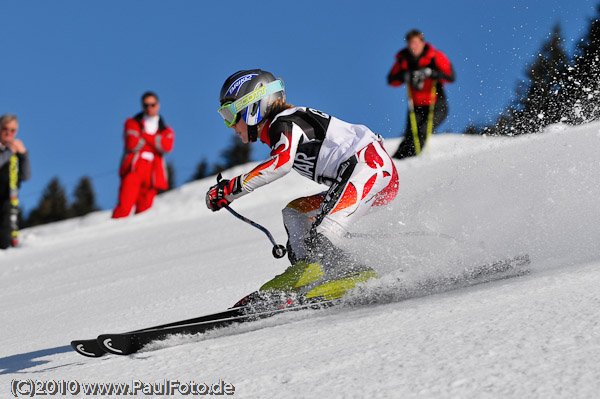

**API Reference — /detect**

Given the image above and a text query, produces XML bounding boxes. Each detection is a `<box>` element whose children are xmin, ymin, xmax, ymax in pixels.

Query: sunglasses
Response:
<box><xmin>1</xmin><ymin>127</ymin><xmax>17</xmax><ymax>133</ymax></box>
<box><xmin>217</xmin><ymin>79</ymin><xmax>284</xmax><ymax>128</ymax></box>
<box><xmin>143</xmin><ymin>103</ymin><xmax>157</xmax><ymax>108</ymax></box>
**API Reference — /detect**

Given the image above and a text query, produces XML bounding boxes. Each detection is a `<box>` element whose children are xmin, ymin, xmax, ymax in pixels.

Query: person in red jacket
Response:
<box><xmin>112</xmin><ymin>91</ymin><xmax>174</xmax><ymax>218</ymax></box>
<box><xmin>388</xmin><ymin>29</ymin><xmax>455</xmax><ymax>159</ymax></box>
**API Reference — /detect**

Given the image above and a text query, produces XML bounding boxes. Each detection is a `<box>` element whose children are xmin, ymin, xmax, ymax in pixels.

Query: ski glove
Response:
<box><xmin>205</xmin><ymin>176</ymin><xmax>242</xmax><ymax>212</ymax></box>
<box><xmin>411</xmin><ymin>68</ymin><xmax>438</xmax><ymax>90</ymax></box>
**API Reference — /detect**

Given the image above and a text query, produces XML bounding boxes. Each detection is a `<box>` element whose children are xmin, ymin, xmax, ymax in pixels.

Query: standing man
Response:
<box><xmin>388</xmin><ymin>29</ymin><xmax>455</xmax><ymax>159</ymax></box>
<box><xmin>0</xmin><ymin>114</ymin><xmax>31</xmax><ymax>248</ymax></box>
<box><xmin>112</xmin><ymin>91</ymin><xmax>174</xmax><ymax>218</ymax></box>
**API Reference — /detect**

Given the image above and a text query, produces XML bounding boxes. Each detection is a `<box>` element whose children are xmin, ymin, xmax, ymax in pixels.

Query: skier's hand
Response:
<box><xmin>403</xmin><ymin>71</ymin><xmax>411</xmax><ymax>84</ymax></box>
<box><xmin>205</xmin><ymin>176</ymin><xmax>241</xmax><ymax>212</ymax></box>
<box><xmin>7</xmin><ymin>139</ymin><xmax>26</xmax><ymax>154</ymax></box>
<box><xmin>422</xmin><ymin>67</ymin><xmax>439</xmax><ymax>79</ymax></box>
<box><xmin>411</xmin><ymin>68</ymin><xmax>439</xmax><ymax>89</ymax></box>
<box><xmin>411</xmin><ymin>70</ymin><xmax>426</xmax><ymax>90</ymax></box>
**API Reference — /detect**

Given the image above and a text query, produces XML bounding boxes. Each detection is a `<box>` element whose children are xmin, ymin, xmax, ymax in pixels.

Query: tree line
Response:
<box><xmin>23</xmin><ymin>176</ymin><xmax>99</xmax><ymax>228</ymax></box>
<box><xmin>464</xmin><ymin>6</ymin><xmax>600</xmax><ymax>135</ymax></box>
<box><xmin>23</xmin><ymin>136</ymin><xmax>251</xmax><ymax>227</ymax></box>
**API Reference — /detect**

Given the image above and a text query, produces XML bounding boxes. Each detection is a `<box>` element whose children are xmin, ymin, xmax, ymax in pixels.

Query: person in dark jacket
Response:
<box><xmin>388</xmin><ymin>29</ymin><xmax>456</xmax><ymax>159</ymax></box>
<box><xmin>0</xmin><ymin>114</ymin><xmax>31</xmax><ymax>248</ymax></box>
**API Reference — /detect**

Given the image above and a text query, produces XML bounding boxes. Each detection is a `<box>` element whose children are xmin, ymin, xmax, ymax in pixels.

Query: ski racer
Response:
<box><xmin>206</xmin><ymin>69</ymin><xmax>399</xmax><ymax>306</ymax></box>
<box><xmin>387</xmin><ymin>29</ymin><xmax>455</xmax><ymax>159</ymax></box>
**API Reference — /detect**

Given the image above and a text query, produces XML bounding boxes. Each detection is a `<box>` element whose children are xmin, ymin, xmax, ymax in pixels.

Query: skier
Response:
<box><xmin>112</xmin><ymin>91</ymin><xmax>175</xmax><ymax>218</ymax></box>
<box><xmin>0</xmin><ymin>114</ymin><xmax>31</xmax><ymax>249</ymax></box>
<box><xmin>388</xmin><ymin>29</ymin><xmax>455</xmax><ymax>159</ymax></box>
<box><xmin>206</xmin><ymin>70</ymin><xmax>399</xmax><ymax>307</ymax></box>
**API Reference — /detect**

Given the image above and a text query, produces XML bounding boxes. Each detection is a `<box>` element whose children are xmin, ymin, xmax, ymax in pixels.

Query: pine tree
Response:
<box><xmin>213</xmin><ymin>136</ymin><xmax>252</xmax><ymax>174</ymax></box>
<box><xmin>70</xmin><ymin>176</ymin><xmax>98</xmax><ymax>217</ymax></box>
<box><xmin>465</xmin><ymin>25</ymin><xmax>569</xmax><ymax>136</ymax></box>
<box><xmin>156</xmin><ymin>162</ymin><xmax>177</xmax><ymax>194</ymax></box>
<box><xmin>166</xmin><ymin>162</ymin><xmax>176</xmax><ymax>192</ymax></box>
<box><xmin>511</xmin><ymin>24</ymin><xmax>569</xmax><ymax>134</ymax></box>
<box><xmin>566</xmin><ymin>5</ymin><xmax>600</xmax><ymax>123</ymax></box>
<box><xmin>463</xmin><ymin>124</ymin><xmax>481</xmax><ymax>135</ymax></box>
<box><xmin>26</xmin><ymin>177</ymin><xmax>69</xmax><ymax>227</ymax></box>
<box><xmin>191</xmin><ymin>158</ymin><xmax>210</xmax><ymax>181</ymax></box>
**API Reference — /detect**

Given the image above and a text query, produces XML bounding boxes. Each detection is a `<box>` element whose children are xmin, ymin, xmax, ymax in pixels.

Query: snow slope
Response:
<box><xmin>2</xmin><ymin>123</ymin><xmax>600</xmax><ymax>398</ymax></box>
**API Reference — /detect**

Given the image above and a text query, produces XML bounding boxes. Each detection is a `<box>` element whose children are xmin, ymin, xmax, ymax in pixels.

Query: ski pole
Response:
<box><xmin>215</xmin><ymin>174</ymin><xmax>287</xmax><ymax>259</ymax></box>
<box><xmin>9</xmin><ymin>155</ymin><xmax>19</xmax><ymax>247</ymax></box>
<box><xmin>223</xmin><ymin>205</ymin><xmax>287</xmax><ymax>259</ymax></box>
<box><xmin>406</xmin><ymin>84</ymin><xmax>421</xmax><ymax>155</ymax></box>
<box><xmin>425</xmin><ymin>79</ymin><xmax>438</xmax><ymax>153</ymax></box>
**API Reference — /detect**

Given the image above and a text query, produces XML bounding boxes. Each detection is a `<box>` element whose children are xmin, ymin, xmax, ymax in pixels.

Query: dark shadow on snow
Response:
<box><xmin>0</xmin><ymin>346</ymin><xmax>72</xmax><ymax>375</ymax></box>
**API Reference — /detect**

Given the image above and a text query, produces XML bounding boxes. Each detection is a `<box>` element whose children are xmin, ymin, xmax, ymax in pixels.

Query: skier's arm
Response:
<box><xmin>225</xmin><ymin>128</ymin><xmax>300</xmax><ymax>204</ymax></box>
<box><xmin>213</xmin><ymin>120</ymin><xmax>299</xmax><ymax>205</ymax></box>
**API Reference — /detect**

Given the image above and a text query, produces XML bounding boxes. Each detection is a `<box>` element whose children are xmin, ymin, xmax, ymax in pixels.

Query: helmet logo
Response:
<box><xmin>226</xmin><ymin>73</ymin><xmax>258</xmax><ymax>97</ymax></box>
<box><xmin>235</xmin><ymin>85</ymin><xmax>266</xmax><ymax>112</ymax></box>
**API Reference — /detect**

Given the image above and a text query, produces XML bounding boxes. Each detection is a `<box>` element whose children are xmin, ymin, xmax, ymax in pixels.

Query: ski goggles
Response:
<box><xmin>217</xmin><ymin>79</ymin><xmax>284</xmax><ymax>128</ymax></box>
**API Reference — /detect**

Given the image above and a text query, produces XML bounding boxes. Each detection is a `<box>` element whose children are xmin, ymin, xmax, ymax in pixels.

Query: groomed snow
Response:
<box><xmin>2</xmin><ymin>123</ymin><xmax>600</xmax><ymax>398</ymax></box>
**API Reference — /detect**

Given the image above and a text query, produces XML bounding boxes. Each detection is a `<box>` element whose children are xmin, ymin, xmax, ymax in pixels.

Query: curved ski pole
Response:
<box><xmin>215</xmin><ymin>174</ymin><xmax>286</xmax><ymax>259</ymax></box>
<box><xmin>223</xmin><ymin>205</ymin><xmax>287</xmax><ymax>259</ymax></box>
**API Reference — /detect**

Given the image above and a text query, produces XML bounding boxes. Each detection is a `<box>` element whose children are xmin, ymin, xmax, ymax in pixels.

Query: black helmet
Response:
<box><xmin>218</xmin><ymin>69</ymin><xmax>285</xmax><ymax>141</ymax></box>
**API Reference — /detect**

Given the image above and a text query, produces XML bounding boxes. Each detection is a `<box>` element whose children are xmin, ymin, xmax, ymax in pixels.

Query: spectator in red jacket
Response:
<box><xmin>112</xmin><ymin>91</ymin><xmax>174</xmax><ymax>218</ymax></box>
<box><xmin>388</xmin><ymin>29</ymin><xmax>455</xmax><ymax>159</ymax></box>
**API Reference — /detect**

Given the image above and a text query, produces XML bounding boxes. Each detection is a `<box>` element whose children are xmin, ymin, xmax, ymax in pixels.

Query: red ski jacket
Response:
<box><xmin>118</xmin><ymin>112</ymin><xmax>174</xmax><ymax>190</ymax></box>
<box><xmin>388</xmin><ymin>43</ymin><xmax>455</xmax><ymax>106</ymax></box>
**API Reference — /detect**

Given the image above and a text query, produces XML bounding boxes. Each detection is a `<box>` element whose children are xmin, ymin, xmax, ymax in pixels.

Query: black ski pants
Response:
<box><xmin>0</xmin><ymin>200</ymin><xmax>15</xmax><ymax>249</ymax></box>
<box><xmin>393</xmin><ymin>96</ymin><xmax>448</xmax><ymax>160</ymax></box>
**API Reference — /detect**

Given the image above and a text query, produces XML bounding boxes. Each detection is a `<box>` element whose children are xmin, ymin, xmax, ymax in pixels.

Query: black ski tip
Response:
<box><xmin>71</xmin><ymin>339</ymin><xmax>106</xmax><ymax>358</ymax></box>
<box><xmin>97</xmin><ymin>333</ymin><xmax>137</xmax><ymax>356</ymax></box>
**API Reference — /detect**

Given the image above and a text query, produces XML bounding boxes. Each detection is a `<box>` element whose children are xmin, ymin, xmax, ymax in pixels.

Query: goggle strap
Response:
<box><xmin>233</xmin><ymin>79</ymin><xmax>284</xmax><ymax>113</ymax></box>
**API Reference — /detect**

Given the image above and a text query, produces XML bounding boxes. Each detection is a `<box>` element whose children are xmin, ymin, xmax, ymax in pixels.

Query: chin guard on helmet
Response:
<box><xmin>248</xmin><ymin>124</ymin><xmax>259</xmax><ymax>143</ymax></box>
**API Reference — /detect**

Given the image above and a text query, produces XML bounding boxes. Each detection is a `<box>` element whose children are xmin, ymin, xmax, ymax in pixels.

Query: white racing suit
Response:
<box><xmin>225</xmin><ymin>107</ymin><xmax>399</xmax><ymax>264</ymax></box>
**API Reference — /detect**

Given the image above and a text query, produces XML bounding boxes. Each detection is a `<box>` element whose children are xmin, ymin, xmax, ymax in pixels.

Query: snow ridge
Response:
<box><xmin>2</xmin><ymin>124</ymin><xmax>600</xmax><ymax>398</ymax></box>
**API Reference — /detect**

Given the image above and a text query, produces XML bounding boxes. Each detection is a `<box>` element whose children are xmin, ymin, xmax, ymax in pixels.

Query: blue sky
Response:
<box><xmin>2</xmin><ymin>0</ymin><xmax>597</xmax><ymax>214</ymax></box>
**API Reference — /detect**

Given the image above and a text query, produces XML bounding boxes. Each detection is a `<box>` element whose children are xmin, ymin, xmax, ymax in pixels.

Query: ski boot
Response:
<box><xmin>260</xmin><ymin>233</ymin><xmax>378</xmax><ymax>301</ymax></box>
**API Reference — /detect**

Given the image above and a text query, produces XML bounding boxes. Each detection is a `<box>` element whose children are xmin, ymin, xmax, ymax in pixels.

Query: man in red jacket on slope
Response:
<box><xmin>388</xmin><ymin>29</ymin><xmax>455</xmax><ymax>159</ymax></box>
<box><xmin>112</xmin><ymin>91</ymin><xmax>175</xmax><ymax>218</ymax></box>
